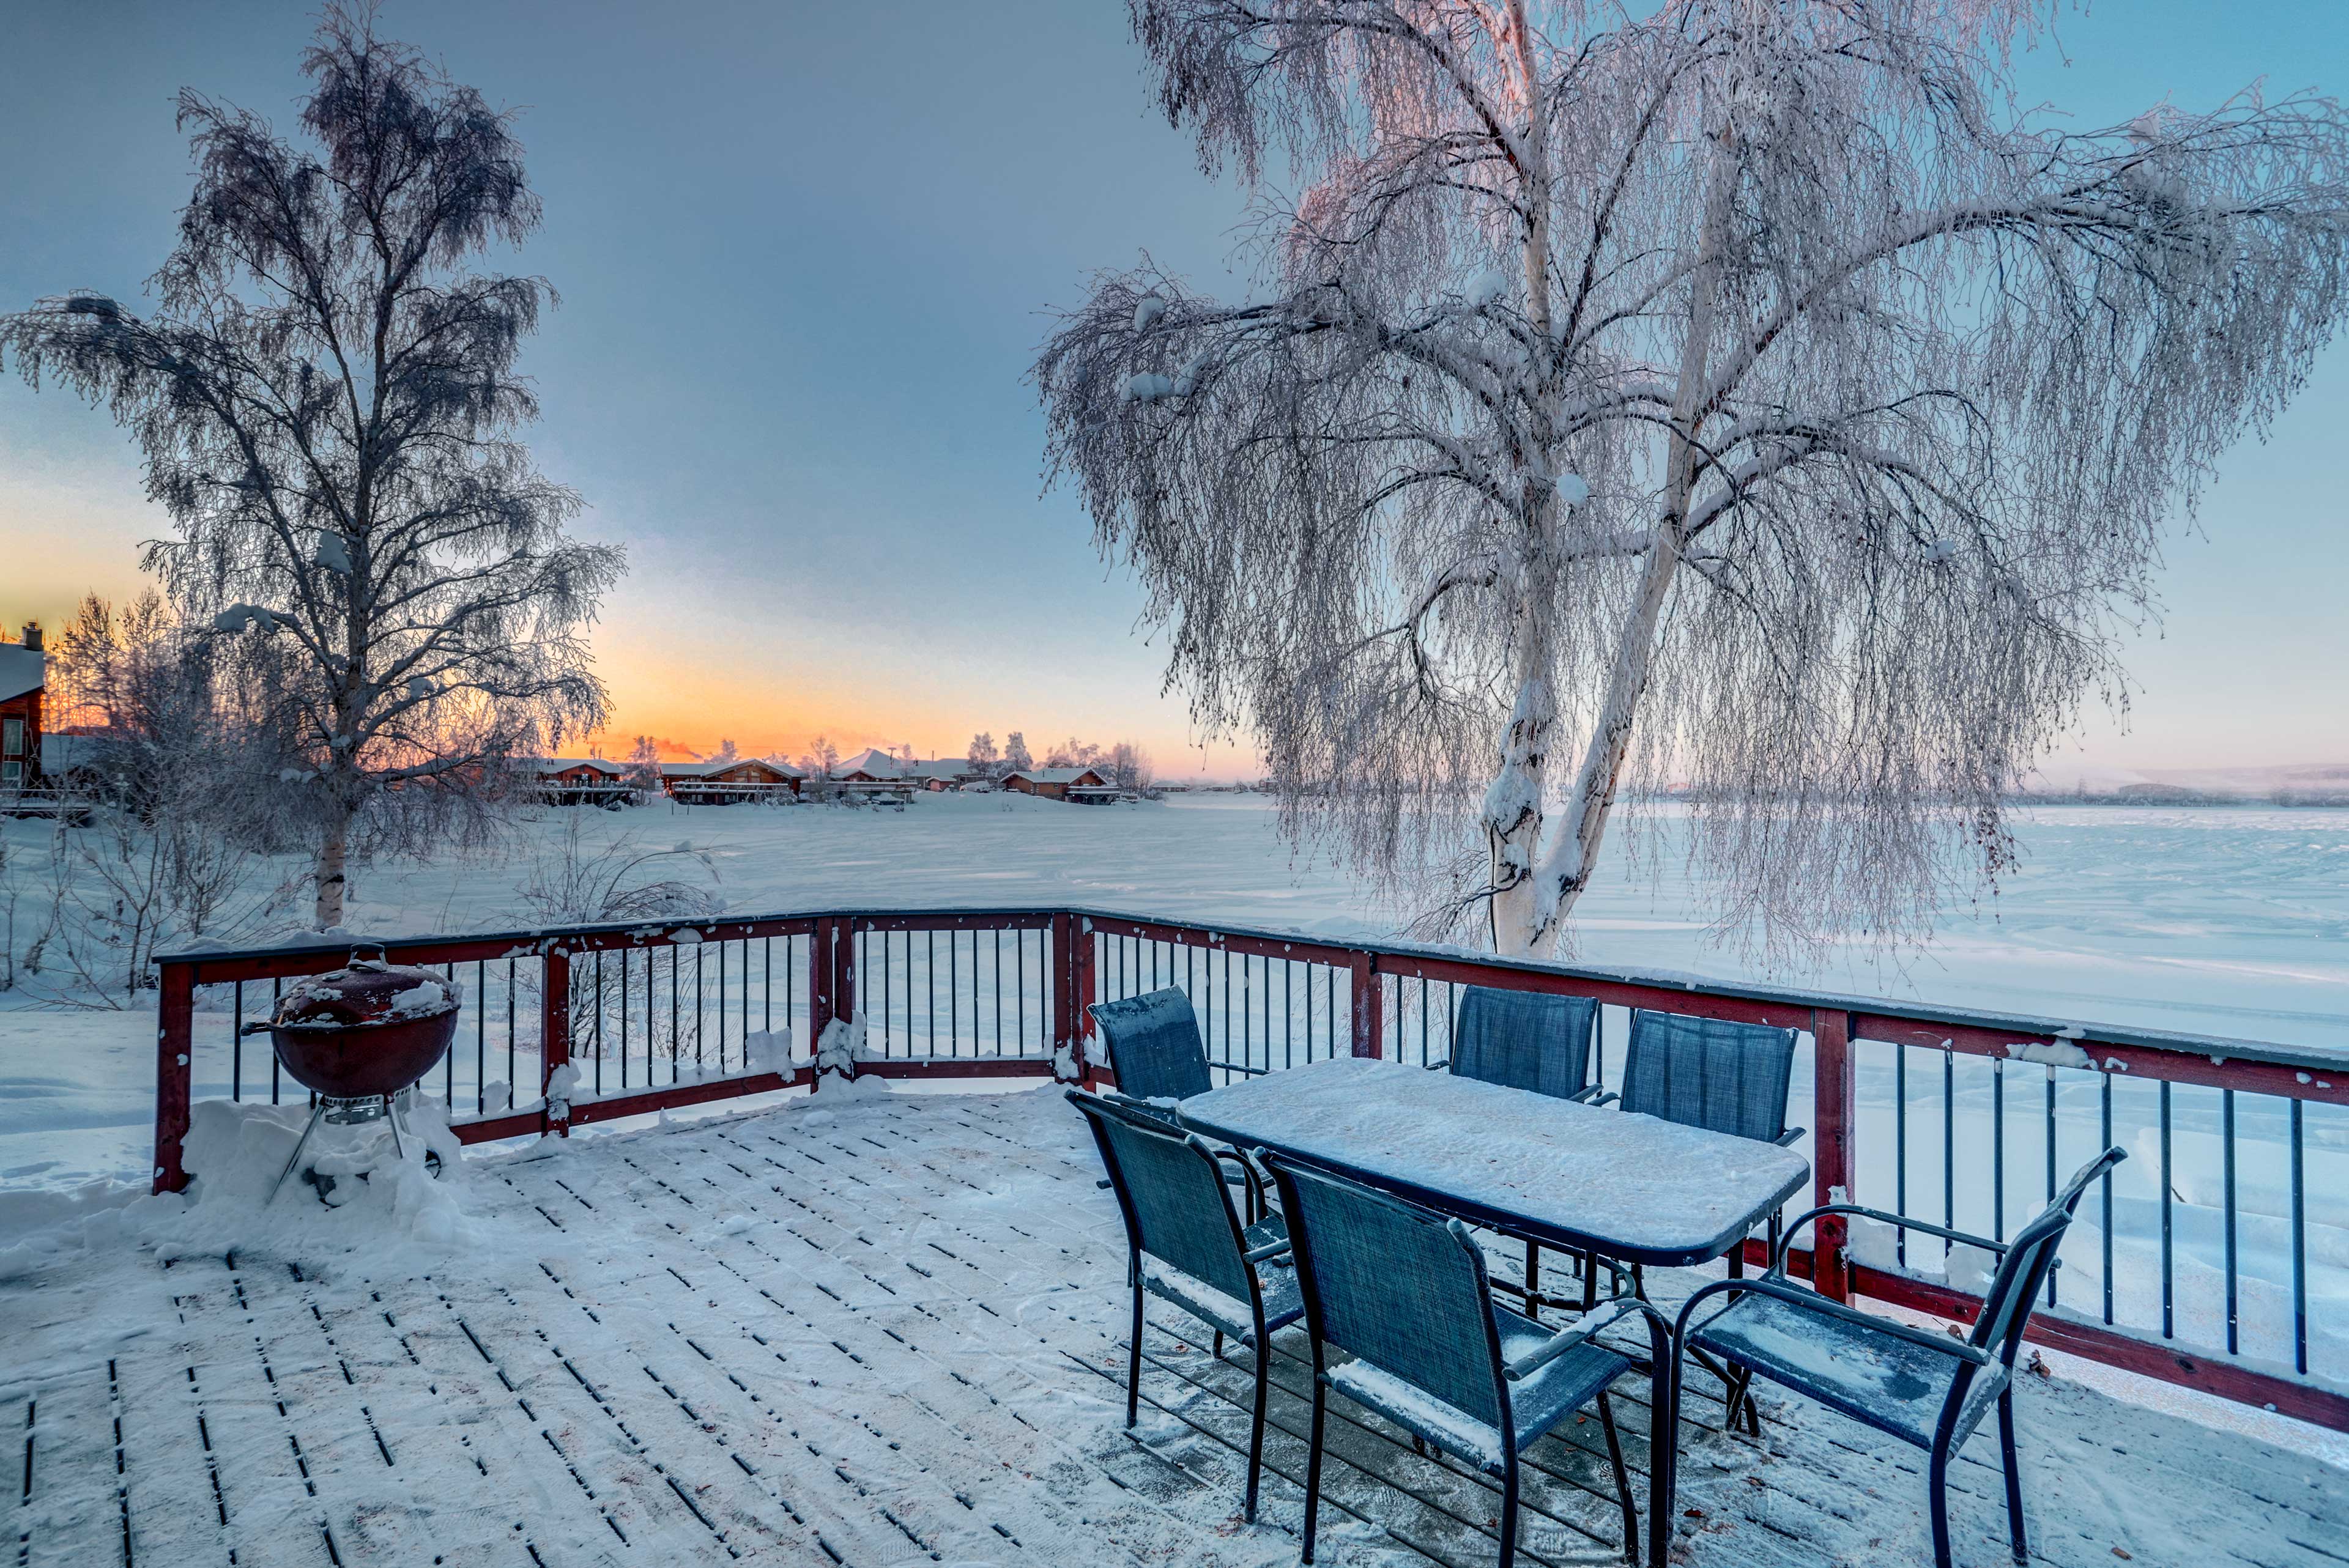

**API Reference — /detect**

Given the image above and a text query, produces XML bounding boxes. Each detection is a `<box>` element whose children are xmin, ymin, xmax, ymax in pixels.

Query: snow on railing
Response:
<box><xmin>153</xmin><ymin>904</ymin><xmax>2347</xmax><ymax>1432</ymax></box>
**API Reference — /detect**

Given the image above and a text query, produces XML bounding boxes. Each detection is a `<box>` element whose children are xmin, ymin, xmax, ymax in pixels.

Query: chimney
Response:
<box><xmin>19</xmin><ymin>623</ymin><xmax>40</xmax><ymax>654</ymax></box>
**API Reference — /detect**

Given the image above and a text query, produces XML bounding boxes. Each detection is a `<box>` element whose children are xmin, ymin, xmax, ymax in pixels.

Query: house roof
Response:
<box><xmin>535</xmin><ymin>756</ymin><xmax>625</xmax><ymax>776</ymax></box>
<box><xmin>1006</xmin><ymin>767</ymin><xmax>1109</xmax><ymax>786</ymax></box>
<box><xmin>0</xmin><ymin>645</ymin><xmax>42</xmax><ymax>705</ymax></box>
<box><xmin>834</xmin><ymin>747</ymin><xmax>907</xmax><ymax>778</ymax></box>
<box><xmin>664</xmin><ymin>758</ymin><xmax>803</xmax><ymax>780</ymax></box>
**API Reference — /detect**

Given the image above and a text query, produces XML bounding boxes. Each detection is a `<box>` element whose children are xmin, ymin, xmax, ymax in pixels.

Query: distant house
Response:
<box><xmin>532</xmin><ymin>756</ymin><xmax>633</xmax><ymax>806</ymax></box>
<box><xmin>1001</xmin><ymin>766</ymin><xmax>1124</xmax><ymax>803</ymax></box>
<box><xmin>0</xmin><ymin>624</ymin><xmax>45</xmax><ymax>794</ymax></box>
<box><xmin>903</xmin><ymin>759</ymin><xmax>982</xmax><ymax>792</ymax></box>
<box><xmin>661</xmin><ymin>757</ymin><xmax>803</xmax><ymax>804</ymax></box>
<box><xmin>833</xmin><ymin>747</ymin><xmax>908</xmax><ymax>782</ymax></box>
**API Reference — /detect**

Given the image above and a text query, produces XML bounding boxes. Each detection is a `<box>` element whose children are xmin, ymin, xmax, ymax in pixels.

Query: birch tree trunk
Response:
<box><xmin>1521</xmin><ymin>124</ymin><xmax>1737</xmax><ymax>952</ymax></box>
<box><xmin>314</xmin><ymin>807</ymin><xmax>351</xmax><ymax>929</ymax></box>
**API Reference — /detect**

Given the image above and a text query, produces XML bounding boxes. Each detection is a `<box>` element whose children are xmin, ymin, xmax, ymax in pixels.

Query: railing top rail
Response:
<box><xmin>156</xmin><ymin>902</ymin><xmax>2349</xmax><ymax>1077</ymax></box>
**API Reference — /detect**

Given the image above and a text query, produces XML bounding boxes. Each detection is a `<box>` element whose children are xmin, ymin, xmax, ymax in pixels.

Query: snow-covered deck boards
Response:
<box><xmin>7</xmin><ymin>1087</ymin><xmax>2343</xmax><ymax>1567</ymax></box>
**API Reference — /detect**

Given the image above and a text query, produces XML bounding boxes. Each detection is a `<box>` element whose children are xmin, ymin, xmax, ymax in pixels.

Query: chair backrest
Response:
<box><xmin>1263</xmin><ymin>1153</ymin><xmax>1506</xmax><ymax>1431</ymax></box>
<box><xmin>1450</xmin><ymin>986</ymin><xmax>1598</xmax><ymax>1101</ymax></box>
<box><xmin>1068</xmin><ymin>1090</ymin><xmax>1252</xmax><ymax>1304</ymax></box>
<box><xmin>1968</xmin><ymin>1146</ymin><xmax>2127</xmax><ymax>1369</ymax></box>
<box><xmin>1089</xmin><ymin>988</ymin><xmax>1214</xmax><ymax>1102</ymax></box>
<box><xmin>1620</xmin><ymin>1009</ymin><xmax>1798</xmax><ymax>1144</ymax></box>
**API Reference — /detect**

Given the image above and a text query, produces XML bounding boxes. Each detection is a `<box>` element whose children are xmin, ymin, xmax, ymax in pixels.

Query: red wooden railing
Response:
<box><xmin>152</xmin><ymin>905</ymin><xmax>2348</xmax><ymax>1432</ymax></box>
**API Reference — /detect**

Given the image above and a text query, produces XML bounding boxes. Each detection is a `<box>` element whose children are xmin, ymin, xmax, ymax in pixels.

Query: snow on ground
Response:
<box><xmin>2</xmin><ymin>1084</ymin><xmax>2341</xmax><ymax>1567</ymax></box>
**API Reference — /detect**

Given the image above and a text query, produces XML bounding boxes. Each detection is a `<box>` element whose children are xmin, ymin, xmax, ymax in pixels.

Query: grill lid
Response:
<box><xmin>271</xmin><ymin>953</ymin><xmax>461</xmax><ymax>1030</ymax></box>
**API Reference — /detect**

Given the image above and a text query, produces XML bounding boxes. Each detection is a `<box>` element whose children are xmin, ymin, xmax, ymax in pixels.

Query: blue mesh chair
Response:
<box><xmin>1612</xmin><ymin>1009</ymin><xmax>1801</xmax><ymax>1145</ymax></box>
<box><xmin>1087</xmin><ymin>987</ymin><xmax>1266</xmax><ymax>1218</ymax></box>
<box><xmin>1672</xmin><ymin>1147</ymin><xmax>2126</xmax><ymax>1568</ymax></box>
<box><xmin>1089</xmin><ymin>987</ymin><xmax>1215</xmax><ymax>1103</ymax></box>
<box><xmin>1069</xmin><ymin>1090</ymin><xmax>1301</xmax><ymax>1522</ymax></box>
<box><xmin>1425</xmin><ymin>986</ymin><xmax>1601</xmax><ymax>1318</ymax></box>
<box><xmin>1598</xmin><ymin>1008</ymin><xmax>1805</xmax><ymax>1423</ymax></box>
<box><xmin>1263</xmin><ymin>1152</ymin><xmax>1662</xmax><ymax>1566</ymax></box>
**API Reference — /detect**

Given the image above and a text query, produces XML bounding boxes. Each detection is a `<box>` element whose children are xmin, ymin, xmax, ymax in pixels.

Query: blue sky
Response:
<box><xmin>2</xmin><ymin>1</ymin><xmax>2343</xmax><ymax>782</ymax></box>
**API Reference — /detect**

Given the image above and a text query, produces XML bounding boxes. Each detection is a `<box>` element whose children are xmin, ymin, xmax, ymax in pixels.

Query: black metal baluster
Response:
<box><xmin>1992</xmin><ymin>1057</ymin><xmax>2006</xmax><ymax>1243</ymax></box>
<box><xmin>594</xmin><ymin>949</ymin><xmax>605</xmax><ymax>1095</ymax></box>
<box><xmin>506</xmin><ymin>958</ymin><xmax>516</xmax><ymax>1098</ymax></box>
<box><xmin>620</xmin><ymin>948</ymin><xmax>630</xmax><ymax>1090</ymax></box>
<box><xmin>2046</xmin><ymin>1063</ymin><xmax>2058</xmax><ymax>1305</ymax></box>
<box><xmin>1894</xmin><ymin>1044</ymin><xmax>1908</xmax><ymax>1269</ymax></box>
<box><xmin>993</xmin><ymin>929</ymin><xmax>1003</xmax><ymax>1053</ymax></box>
<box><xmin>2160</xmin><ymin>1079</ymin><xmax>2174</xmax><ymax>1339</ymax></box>
<box><xmin>670</xmin><ymin>945</ymin><xmax>680</xmax><ymax>1084</ymax></box>
<box><xmin>2101</xmin><ymin>1071</ymin><xmax>2112</xmax><ymax>1324</ymax></box>
<box><xmin>445</xmin><ymin>963</ymin><xmax>456</xmax><ymax>1101</ymax></box>
<box><xmin>475</xmin><ymin>960</ymin><xmax>488</xmax><ymax>1110</ymax></box>
<box><xmin>1941</xmin><ymin>1049</ymin><xmax>1954</xmax><ymax>1243</ymax></box>
<box><xmin>694</xmin><ymin>943</ymin><xmax>705</xmax><ymax>1071</ymax></box>
<box><xmin>232</xmin><ymin>982</ymin><xmax>243</xmax><ymax>1102</ymax></box>
<box><xmin>2222</xmin><ymin>1087</ymin><xmax>2238</xmax><ymax>1355</ymax></box>
<box><xmin>1018</xmin><ymin>926</ymin><xmax>1026</xmax><ymax>1052</ymax></box>
<box><xmin>2290</xmin><ymin>1098</ymin><xmax>2307</xmax><ymax>1375</ymax></box>
<box><xmin>928</xmin><ymin>931</ymin><xmax>937</xmax><ymax>1056</ymax></box>
<box><xmin>272</xmin><ymin>977</ymin><xmax>282</xmax><ymax>1103</ymax></box>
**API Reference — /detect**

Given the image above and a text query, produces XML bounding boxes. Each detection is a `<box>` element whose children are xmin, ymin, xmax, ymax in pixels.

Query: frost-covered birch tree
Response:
<box><xmin>1037</xmin><ymin>0</ymin><xmax>2349</xmax><ymax>961</ymax></box>
<box><xmin>1</xmin><ymin>7</ymin><xmax>620</xmax><ymax>929</ymax></box>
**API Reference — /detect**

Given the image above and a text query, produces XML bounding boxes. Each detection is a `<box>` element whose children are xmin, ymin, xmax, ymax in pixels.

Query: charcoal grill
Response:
<box><xmin>243</xmin><ymin>949</ymin><xmax>461</xmax><ymax>1204</ymax></box>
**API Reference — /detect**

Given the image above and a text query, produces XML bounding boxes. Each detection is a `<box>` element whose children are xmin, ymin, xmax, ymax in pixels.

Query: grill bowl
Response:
<box><xmin>267</xmin><ymin>959</ymin><xmax>461</xmax><ymax>1100</ymax></box>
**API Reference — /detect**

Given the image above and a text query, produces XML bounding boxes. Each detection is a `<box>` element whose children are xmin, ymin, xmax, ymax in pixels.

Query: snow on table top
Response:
<box><xmin>1180</xmin><ymin>1056</ymin><xmax>1809</xmax><ymax>1262</ymax></box>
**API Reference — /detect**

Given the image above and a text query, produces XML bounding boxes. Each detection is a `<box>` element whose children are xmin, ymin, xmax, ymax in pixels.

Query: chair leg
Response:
<box><xmin>1597</xmin><ymin>1391</ymin><xmax>1639</xmax><ymax>1565</ymax></box>
<box><xmin>1999</xmin><ymin>1389</ymin><xmax>2028</xmax><ymax>1562</ymax></box>
<box><xmin>1126</xmin><ymin>1284</ymin><xmax>1144</xmax><ymax>1429</ymax></box>
<box><xmin>1244</xmin><ymin>1342</ymin><xmax>1269</xmax><ymax>1523</ymax></box>
<box><xmin>1525</xmin><ymin>1238</ymin><xmax>1541</xmax><ymax>1323</ymax></box>
<box><xmin>1497</xmin><ymin>1455</ymin><xmax>1521</xmax><ymax>1568</ymax></box>
<box><xmin>1212</xmin><ymin>1329</ymin><xmax>1223</xmax><ymax>1359</ymax></box>
<box><xmin>1302</xmin><ymin>1378</ymin><xmax>1328</xmax><ymax>1564</ymax></box>
<box><xmin>1928</xmin><ymin>1442</ymin><xmax>1955</xmax><ymax>1568</ymax></box>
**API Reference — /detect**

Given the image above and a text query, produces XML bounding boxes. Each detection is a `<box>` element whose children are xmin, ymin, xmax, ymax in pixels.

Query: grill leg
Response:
<box><xmin>385</xmin><ymin>1103</ymin><xmax>411</xmax><ymax>1164</ymax></box>
<box><xmin>266</xmin><ymin>1103</ymin><xmax>329</xmax><ymax>1207</ymax></box>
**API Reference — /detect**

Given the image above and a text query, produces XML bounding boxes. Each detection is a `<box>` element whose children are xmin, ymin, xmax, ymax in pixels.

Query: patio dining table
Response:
<box><xmin>1178</xmin><ymin>1054</ymin><xmax>1811</xmax><ymax>1562</ymax></box>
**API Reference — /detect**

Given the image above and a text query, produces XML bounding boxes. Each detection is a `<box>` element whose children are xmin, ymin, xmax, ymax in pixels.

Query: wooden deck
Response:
<box><xmin>4</xmin><ymin>1085</ymin><xmax>2342</xmax><ymax>1566</ymax></box>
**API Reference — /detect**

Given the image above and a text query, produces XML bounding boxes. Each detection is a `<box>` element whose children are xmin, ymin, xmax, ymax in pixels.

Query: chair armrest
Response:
<box><xmin>1584</xmin><ymin>1090</ymin><xmax>1620</xmax><ymax>1108</ymax></box>
<box><xmin>1504</xmin><ymin>1294</ymin><xmax>1649</xmax><ymax>1381</ymax></box>
<box><xmin>1243</xmin><ymin>1237</ymin><xmax>1292</xmax><ymax>1264</ymax></box>
<box><xmin>1569</xmin><ymin>1084</ymin><xmax>1605</xmax><ymax>1103</ymax></box>
<box><xmin>1423</xmin><ymin>1057</ymin><xmax>1452</xmax><ymax>1072</ymax></box>
<box><xmin>1674</xmin><ymin>1276</ymin><xmax>1996</xmax><ymax>1368</ymax></box>
<box><xmin>1773</xmin><ymin>1203</ymin><xmax>2009</xmax><ymax>1274</ymax></box>
<box><xmin>1773</xmin><ymin>1126</ymin><xmax>1806</xmax><ymax>1147</ymax></box>
<box><xmin>1211</xmin><ymin>1149</ymin><xmax>1270</xmax><ymax>1217</ymax></box>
